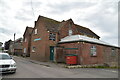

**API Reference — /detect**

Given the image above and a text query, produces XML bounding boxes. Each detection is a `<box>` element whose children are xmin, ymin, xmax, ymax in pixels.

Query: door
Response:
<box><xmin>50</xmin><ymin>46</ymin><xmax>54</xmax><ymax>61</ymax></box>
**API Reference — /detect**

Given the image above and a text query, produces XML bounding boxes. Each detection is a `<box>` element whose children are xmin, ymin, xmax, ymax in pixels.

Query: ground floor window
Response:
<box><xmin>24</xmin><ymin>48</ymin><xmax>26</xmax><ymax>53</ymax></box>
<box><xmin>90</xmin><ymin>46</ymin><xmax>97</xmax><ymax>56</ymax></box>
<box><xmin>32</xmin><ymin>46</ymin><xmax>36</xmax><ymax>52</ymax></box>
<box><xmin>111</xmin><ymin>48</ymin><xmax>116</xmax><ymax>56</ymax></box>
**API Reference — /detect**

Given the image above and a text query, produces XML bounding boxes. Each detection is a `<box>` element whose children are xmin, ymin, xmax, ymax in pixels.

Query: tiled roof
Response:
<box><xmin>37</xmin><ymin>15</ymin><xmax>99</xmax><ymax>38</ymax></box>
<box><xmin>75</xmin><ymin>24</ymin><xmax>100</xmax><ymax>39</ymax></box>
<box><xmin>14</xmin><ymin>43</ymin><xmax>23</xmax><ymax>49</ymax></box>
<box><xmin>40</xmin><ymin>16</ymin><xmax>61</xmax><ymax>32</ymax></box>
<box><xmin>15</xmin><ymin>38</ymin><xmax>22</xmax><ymax>43</ymax></box>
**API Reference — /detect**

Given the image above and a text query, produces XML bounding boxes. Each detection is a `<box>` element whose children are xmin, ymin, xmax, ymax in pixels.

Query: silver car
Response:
<box><xmin>0</xmin><ymin>53</ymin><xmax>17</xmax><ymax>73</ymax></box>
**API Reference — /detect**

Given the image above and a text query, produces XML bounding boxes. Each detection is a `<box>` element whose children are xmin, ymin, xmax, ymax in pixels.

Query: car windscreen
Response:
<box><xmin>0</xmin><ymin>54</ymin><xmax>11</xmax><ymax>60</ymax></box>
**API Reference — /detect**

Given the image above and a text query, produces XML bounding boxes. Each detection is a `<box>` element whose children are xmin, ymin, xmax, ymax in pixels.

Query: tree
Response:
<box><xmin>0</xmin><ymin>42</ymin><xmax>3</xmax><ymax>47</ymax></box>
<box><xmin>4</xmin><ymin>40</ymin><xmax>12</xmax><ymax>50</ymax></box>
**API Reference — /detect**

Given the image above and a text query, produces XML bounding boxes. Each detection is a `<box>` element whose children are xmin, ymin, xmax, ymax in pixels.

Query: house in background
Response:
<box><xmin>4</xmin><ymin>40</ymin><xmax>13</xmax><ymax>51</ymax></box>
<box><xmin>0</xmin><ymin>42</ymin><xmax>3</xmax><ymax>52</ymax></box>
<box><xmin>23</xmin><ymin>26</ymin><xmax>33</xmax><ymax>57</ymax></box>
<box><xmin>9</xmin><ymin>41</ymin><xmax>14</xmax><ymax>54</ymax></box>
<box><xmin>9</xmin><ymin>38</ymin><xmax>23</xmax><ymax>55</ymax></box>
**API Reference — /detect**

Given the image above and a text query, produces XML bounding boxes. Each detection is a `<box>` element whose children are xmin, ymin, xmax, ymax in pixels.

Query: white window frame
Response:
<box><xmin>35</xmin><ymin>29</ymin><xmax>37</xmax><ymax>34</ymax></box>
<box><xmin>90</xmin><ymin>46</ymin><xmax>97</xmax><ymax>56</ymax></box>
<box><xmin>69</xmin><ymin>30</ymin><xmax>72</xmax><ymax>36</ymax></box>
<box><xmin>24</xmin><ymin>48</ymin><xmax>26</xmax><ymax>53</ymax></box>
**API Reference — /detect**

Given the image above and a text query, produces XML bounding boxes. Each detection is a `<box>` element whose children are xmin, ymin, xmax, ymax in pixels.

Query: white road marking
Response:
<box><xmin>111</xmin><ymin>71</ymin><xmax>117</xmax><ymax>73</ymax></box>
<box><xmin>101</xmin><ymin>69</ymin><xmax>118</xmax><ymax>73</ymax></box>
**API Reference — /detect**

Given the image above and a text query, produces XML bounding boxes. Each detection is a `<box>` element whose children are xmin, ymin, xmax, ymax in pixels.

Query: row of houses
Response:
<box><xmin>7</xmin><ymin>38</ymin><xmax>23</xmax><ymax>55</ymax></box>
<box><xmin>10</xmin><ymin>15</ymin><xmax>119</xmax><ymax>67</ymax></box>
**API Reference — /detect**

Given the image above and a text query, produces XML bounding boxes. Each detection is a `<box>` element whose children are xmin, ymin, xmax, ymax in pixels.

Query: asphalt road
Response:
<box><xmin>1</xmin><ymin>56</ymin><xmax>118</xmax><ymax>78</ymax></box>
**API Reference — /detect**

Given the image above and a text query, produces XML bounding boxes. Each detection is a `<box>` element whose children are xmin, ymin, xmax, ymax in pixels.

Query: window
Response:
<box><xmin>69</xmin><ymin>30</ymin><xmax>72</xmax><ymax>36</ymax></box>
<box><xmin>34</xmin><ymin>29</ymin><xmax>37</xmax><ymax>34</ymax></box>
<box><xmin>49</xmin><ymin>33</ymin><xmax>56</xmax><ymax>41</ymax></box>
<box><xmin>0</xmin><ymin>54</ymin><xmax>11</xmax><ymax>60</ymax></box>
<box><xmin>111</xmin><ymin>48</ymin><xmax>116</xmax><ymax>56</ymax></box>
<box><xmin>90</xmin><ymin>46</ymin><xmax>97</xmax><ymax>56</ymax></box>
<box><xmin>24</xmin><ymin>48</ymin><xmax>26</xmax><ymax>53</ymax></box>
<box><xmin>32</xmin><ymin>46</ymin><xmax>36</xmax><ymax>52</ymax></box>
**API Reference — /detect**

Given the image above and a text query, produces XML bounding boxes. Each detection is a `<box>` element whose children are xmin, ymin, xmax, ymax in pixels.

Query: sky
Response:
<box><xmin>0</xmin><ymin>0</ymin><xmax>119</xmax><ymax>46</ymax></box>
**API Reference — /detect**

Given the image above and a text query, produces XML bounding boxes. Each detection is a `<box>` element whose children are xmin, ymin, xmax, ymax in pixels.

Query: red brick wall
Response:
<box><xmin>103</xmin><ymin>46</ymin><xmax>118</xmax><ymax>67</ymax></box>
<box><xmin>30</xmin><ymin>18</ymin><xmax>58</xmax><ymax>61</ymax></box>
<box><xmin>58</xmin><ymin>42</ymin><xmax>81</xmax><ymax>64</ymax></box>
<box><xmin>58</xmin><ymin>42</ymin><xmax>118</xmax><ymax>66</ymax></box>
<box><xmin>23</xmin><ymin>33</ymin><xmax>31</xmax><ymax>56</ymax></box>
<box><xmin>55</xmin><ymin>47</ymin><xmax>65</xmax><ymax>62</ymax></box>
<box><xmin>59</xmin><ymin>22</ymin><xmax>98</xmax><ymax>40</ymax></box>
<box><xmin>30</xmin><ymin>18</ymin><xmax>47</xmax><ymax>61</ymax></box>
<box><xmin>81</xmin><ymin>43</ymin><xmax>104</xmax><ymax>65</ymax></box>
<box><xmin>59</xmin><ymin>23</ymin><xmax>81</xmax><ymax>39</ymax></box>
<box><xmin>29</xmin><ymin>16</ymin><xmax>118</xmax><ymax>66</ymax></box>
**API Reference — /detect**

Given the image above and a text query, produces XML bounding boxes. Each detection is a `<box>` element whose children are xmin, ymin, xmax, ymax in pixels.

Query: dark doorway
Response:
<box><xmin>50</xmin><ymin>46</ymin><xmax>54</xmax><ymax>61</ymax></box>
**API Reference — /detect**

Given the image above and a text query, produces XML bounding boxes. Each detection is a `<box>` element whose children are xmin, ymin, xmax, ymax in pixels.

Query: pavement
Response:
<box><xmin>1</xmin><ymin>56</ymin><xmax>118</xmax><ymax>78</ymax></box>
<box><xmin>15</xmin><ymin>56</ymin><xmax>65</xmax><ymax>68</ymax></box>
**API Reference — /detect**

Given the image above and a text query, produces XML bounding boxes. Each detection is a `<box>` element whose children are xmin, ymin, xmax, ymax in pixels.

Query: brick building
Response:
<box><xmin>23</xmin><ymin>26</ymin><xmax>33</xmax><ymax>57</ymax></box>
<box><xmin>57</xmin><ymin>35</ymin><xmax>119</xmax><ymax>67</ymax></box>
<box><xmin>27</xmin><ymin>15</ymin><xmax>119</xmax><ymax>66</ymax></box>
<box><xmin>9</xmin><ymin>38</ymin><xmax>23</xmax><ymax>55</ymax></box>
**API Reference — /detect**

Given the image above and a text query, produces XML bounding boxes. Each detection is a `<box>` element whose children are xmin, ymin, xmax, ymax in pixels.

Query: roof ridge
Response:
<box><xmin>27</xmin><ymin>27</ymin><xmax>33</xmax><ymax>28</ymax></box>
<box><xmin>39</xmin><ymin>15</ymin><xmax>60</xmax><ymax>23</ymax></box>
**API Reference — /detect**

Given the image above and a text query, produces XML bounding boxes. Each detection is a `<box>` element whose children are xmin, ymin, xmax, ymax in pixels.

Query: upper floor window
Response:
<box><xmin>34</xmin><ymin>29</ymin><xmax>37</xmax><ymax>34</ymax></box>
<box><xmin>69</xmin><ymin>30</ymin><xmax>72</xmax><ymax>36</ymax></box>
<box><xmin>49</xmin><ymin>33</ymin><xmax>56</xmax><ymax>41</ymax></box>
<box><xmin>90</xmin><ymin>46</ymin><xmax>97</xmax><ymax>56</ymax></box>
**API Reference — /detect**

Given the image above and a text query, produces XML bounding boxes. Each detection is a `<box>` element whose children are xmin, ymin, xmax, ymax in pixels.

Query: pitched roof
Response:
<box><xmin>39</xmin><ymin>16</ymin><xmax>61</xmax><ymax>32</ymax></box>
<box><xmin>59</xmin><ymin>35</ymin><xmax>119</xmax><ymax>48</ymax></box>
<box><xmin>75</xmin><ymin>24</ymin><xmax>100</xmax><ymax>39</ymax></box>
<box><xmin>15</xmin><ymin>38</ymin><xmax>22</xmax><ymax>43</ymax></box>
<box><xmin>14</xmin><ymin>43</ymin><xmax>23</xmax><ymax>49</ymax></box>
<box><xmin>23</xmin><ymin>26</ymin><xmax>33</xmax><ymax>36</ymax></box>
<box><xmin>37</xmin><ymin>15</ymin><xmax>99</xmax><ymax>38</ymax></box>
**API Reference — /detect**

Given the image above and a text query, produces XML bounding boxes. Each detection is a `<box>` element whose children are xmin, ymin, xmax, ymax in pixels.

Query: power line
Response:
<box><xmin>30</xmin><ymin>0</ymin><xmax>35</xmax><ymax>18</ymax></box>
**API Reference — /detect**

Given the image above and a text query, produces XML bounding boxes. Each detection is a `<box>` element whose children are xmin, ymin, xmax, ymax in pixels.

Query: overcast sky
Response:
<box><xmin>0</xmin><ymin>0</ymin><xmax>119</xmax><ymax>46</ymax></box>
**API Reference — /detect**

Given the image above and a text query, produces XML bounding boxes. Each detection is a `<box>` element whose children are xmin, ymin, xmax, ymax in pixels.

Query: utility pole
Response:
<box><xmin>13</xmin><ymin>33</ymin><xmax>16</xmax><ymax>56</ymax></box>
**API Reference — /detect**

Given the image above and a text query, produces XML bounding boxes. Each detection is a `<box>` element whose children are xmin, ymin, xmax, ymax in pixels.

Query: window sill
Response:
<box><xmin>90</xmin><ymin>55</ymin><xmax>97</xmax><ymax>57</ymax></box>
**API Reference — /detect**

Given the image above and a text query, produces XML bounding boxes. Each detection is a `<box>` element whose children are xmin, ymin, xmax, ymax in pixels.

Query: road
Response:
<box><xmin>1</xmin><ymin>56</ymin><xmax>118</xmax><ymax>78</ymax></box>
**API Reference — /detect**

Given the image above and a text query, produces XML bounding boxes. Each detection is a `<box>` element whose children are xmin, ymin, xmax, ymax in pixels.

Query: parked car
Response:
<box><xmin>0</xmin><ymin>53</ymin><xmax>17</xmax><ymax>73</ymax></box>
